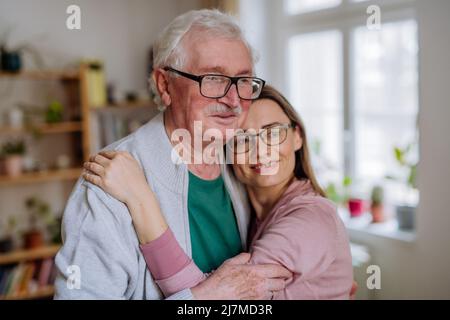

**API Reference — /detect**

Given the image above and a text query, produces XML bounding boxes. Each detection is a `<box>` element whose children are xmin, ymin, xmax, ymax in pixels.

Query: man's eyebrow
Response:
<box><xmin>197</xmin><ymin>66</ymin><xmax>253</xmax><ymax>76</ymax></box>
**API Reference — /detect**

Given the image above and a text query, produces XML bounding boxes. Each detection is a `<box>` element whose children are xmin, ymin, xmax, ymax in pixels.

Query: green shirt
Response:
<box><xmin>188</xmin><ymin>172</ymin><xmax>242</xmax><ymax>273</ymax></box>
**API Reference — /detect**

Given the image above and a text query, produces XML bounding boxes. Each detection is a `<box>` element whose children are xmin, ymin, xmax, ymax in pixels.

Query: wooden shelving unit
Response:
<box><xmin>0</xmin><ymin>168</ymin><xmax>83</xmax><ymax>187</ymax></box>
<box><xmin>0</xmin><ymin>121</ymin><xmax>83</xmax><ymax>135</ymax></box>
<box><xmin>0</xmin><ymin>70</ymin><xmax>80</xmax><ymax>81</ymax></box>
<box><xmin>0</xmin><ymin>285</ymin><xmax>55</xmax><ymax>300</ymax></box>
<box><xmin>0</xmin><ymin>65</ymin><xmax>91</xmax><ymax>184</ymax></box>
<box><xmin>0</xmin><ymin>245</ymin><xmax>60</xmax><ymax>300</ymax></box>
<box><xmin>0</xmin><ymin>65</ymin><xmax>155</xmax><ymax>300</ymax></box>
<box><xmin>0</xmin><ymin>245</ymin><xmax>60</xmax><ymax>265</ymax></box>
<box><xmin>92</xmin><ymin>101</ymin><xmax>155</xmax><ymax>111</ymax></box>
<box><xmin>0</xmin><ymin>67</ymin><xmax>89</xmax><ymax>300</ymax></box>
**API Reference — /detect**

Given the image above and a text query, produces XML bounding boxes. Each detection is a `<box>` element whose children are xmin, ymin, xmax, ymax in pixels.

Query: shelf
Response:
<box><xmin>0</xmin><ymin>246</ymin><xmax>59</xmax><ymax>300</ymax></box>
<box><xmin>0</xmin><ymin>121</ymin><xmax>82</xmax><ymax>135</ymax></box>
<box><xmin>0</xmin><ymin>285</ymin><xmax>55</xmax><ymax>300</ymax></box>
<box><xmin>0</xmin><ymin>245</ymin><xmax>61</xmax><ymax>265</ymax></box>
<box><xmin>91</xmin><ymin>100</ymin><xmax>155</xmax><ymax>112</ymax></box>
<box><xmin>0</xmin><ymin>70</ymin><xmax>80</xmax><ymax>81</ymax></box>
<box><xmin>0</xmin><ymin>168</ymin><xmax>82</xmax><ymax>187</ymax></box>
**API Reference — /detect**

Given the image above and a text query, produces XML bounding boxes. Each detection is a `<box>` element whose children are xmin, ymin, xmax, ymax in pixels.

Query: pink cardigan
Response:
<box><xmin>140</xmin><ymin>179</ymin><xmax>353</xmax><ymax>299</ymax></box>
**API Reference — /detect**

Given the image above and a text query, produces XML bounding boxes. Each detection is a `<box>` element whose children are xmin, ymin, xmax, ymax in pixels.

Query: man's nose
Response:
<box><xmin>218</xmin><ymin>83</ymin><xmax>240</xmax><ymax>108</ymax></box>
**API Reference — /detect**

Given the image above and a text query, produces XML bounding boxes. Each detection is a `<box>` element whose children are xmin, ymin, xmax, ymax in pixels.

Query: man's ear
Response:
<box><xmin>153</xmin><ymin>69</ymin><xmax>172</xmax><ymax>106</ymax></box>
<box><xmin>293</xmin><ymin>126</ymin><xmax>303</xmax><ymax>152</ymax></box>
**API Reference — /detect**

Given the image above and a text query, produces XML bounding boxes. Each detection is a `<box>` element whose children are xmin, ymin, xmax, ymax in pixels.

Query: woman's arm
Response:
<box><xmin>248</xmin><ymin>198</ymin><xmax>353</xmax><ymax>299</ymax></box>
<box><xmin>83</xmin><ymin>150</ymin><xmax>168</xmax><ymax>244</ymax></box>
<box><xmin>83</xmin><ymin>150</ymin><xmax>206</xmax><ymax>296</ymax></box>
<box><xmin>83</xmin><ymin>151</ymin><xmax>291</xmax><ymax>299</ymax></box>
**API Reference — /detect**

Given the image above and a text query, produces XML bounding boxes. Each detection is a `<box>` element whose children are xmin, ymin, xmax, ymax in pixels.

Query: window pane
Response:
<box><xmin>352</xmin><ymin>20</ymin><xmax>419</xmax><ymax>201</ymax></box>
<box><xmin>288</xmin><ymin>30</ymin><xmax>343</xmax><ymax>185</ymax></box>
<box><xmin>284</xmin><ymin>0</ymin><xmax>341</xmax><ymax>15</ymax></box>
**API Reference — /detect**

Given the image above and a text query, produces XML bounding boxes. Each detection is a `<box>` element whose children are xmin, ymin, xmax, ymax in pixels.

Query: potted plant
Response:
<box><xmin>324</xmin><ymin>176</ymin><xmax>365</xmax><ymax>216</ymax></box>
<box><xmin>1</xmin><ymin>139</ymin><xmax>26</xmax><ymax>177</ymax></box>
<box><xmin>0</xmin><ymin>216</ymin><xmax>18</xmax><ymax>253</ymax></box>
<box><xmin>370</xmin><ymin>185</ymin><xmax>385</xmax><ymax>223</ymax></box>
<box><xmin>23</xmin><ymin>197</ymin><xmax>56</xmax><ymax>249</ymax></box>
<box><xmin>387</xmin><ymin>143</ymin><xmax>419</xmax><ymax>230</ymax></box>
<box><xmin>45</xmin><ymin>100</ymin><xmax>64</xmax><ymax>123</ymax></box>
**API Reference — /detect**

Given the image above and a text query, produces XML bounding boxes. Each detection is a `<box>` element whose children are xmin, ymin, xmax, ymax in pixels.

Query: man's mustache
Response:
<box><xmin>204</xmin><ymin>104</ymin><xmax>243</xmax><ymax>116</ymax></box>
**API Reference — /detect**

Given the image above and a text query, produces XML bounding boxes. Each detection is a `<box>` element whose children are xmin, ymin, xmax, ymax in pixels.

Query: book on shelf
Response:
<box><xmin>0</xmin><ymin>258</ymin><xmax>56</xmax><ymax>298</ymax></box>
<box><xmin>38</xmin><ymin>258</ymin><xmax>54</xmax><ymax>287</ymax></box>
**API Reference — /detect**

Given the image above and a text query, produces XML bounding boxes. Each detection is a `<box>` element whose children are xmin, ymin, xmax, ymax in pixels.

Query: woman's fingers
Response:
<box><xmin>84</xmin><ymin>161</ymin><xmax>105</xmax><ymax>177</ymax></box>
<box><xmin>89</xmin><ymin>153</ymin><xmax>110</xmax><ymax>166</ymax></box>
<box><xmin>83</xmin><ymin>171</ymin><xmax>103</xmax><ymax>187</ymax></box>
<box><xmin>98</xmin><ymin>150</ymin><xmax>117</xmax><ymax>160</ymax></box>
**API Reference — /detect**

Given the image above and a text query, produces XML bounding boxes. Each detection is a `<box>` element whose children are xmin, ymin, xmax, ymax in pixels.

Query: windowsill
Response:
<box><xmin>338</xmin><ymin>208</ymin><xmax>416</xmax><ymax>243</ymax></box>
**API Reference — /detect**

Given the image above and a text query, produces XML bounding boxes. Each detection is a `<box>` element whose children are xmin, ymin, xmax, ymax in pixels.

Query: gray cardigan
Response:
<box><xmin>54</xmin><ymin>113</ymin><xmax>250</xmax><ymax>300</ymax></box>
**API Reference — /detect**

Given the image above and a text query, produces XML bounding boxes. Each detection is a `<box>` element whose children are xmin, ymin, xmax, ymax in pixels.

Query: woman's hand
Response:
<box><xmin>83</xmin><ymin>151</ymin><xmax>150</xmax><ymax>206</ymax></box>
<box><xmin>83</xmin><ymin>150</ymin><xmax>168</xmax><ymax>244</ymax></box>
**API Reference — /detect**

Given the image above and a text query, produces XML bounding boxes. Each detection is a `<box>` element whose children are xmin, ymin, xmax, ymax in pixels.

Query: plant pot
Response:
<box><xmin>0</xmin><ymin>50</ymin><xmax>22</xmax><ymax>72</ymax></box>
<box><xmin>396</xmin><ymin>205</ymin><xmax>415</xmax><ymax>230</ymax></box>
<box><xmin>4</xmin><ymin>155</ymin><xmax>23</xmax><ymax>177</ymax></box>
<box><xmin>23</xmin><ymin>230</ymin><xmax>44</xmax><ymax>249</ymax></box>
<box><xmin>348</xmin><ymin>199</ymin><xmax>365</xmax><ymax>218</ymax></box>
<box><xmin>370</xmin><ymin>204</ymin><xmax>385</xmax><ymax>223</ymax></box>
<box><xmin>0</xmin><ymin>237</ymin><xmax>14</xmax><ymax>253</ymax></box>
<box><xmin>7</xmin><ymin>108</ymin><xmax>24</xmax><ymax>128</ymax></box>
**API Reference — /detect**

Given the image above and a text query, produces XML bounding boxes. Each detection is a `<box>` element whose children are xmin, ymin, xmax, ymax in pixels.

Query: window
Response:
<box><xmin>282</xmin><ymin>1</ymin><xmax>419</xmax><ymax>208</ymax></box>
<box><xmin>288</xmin><ymin>31</ymin><xmax>343</xmax><ymax>184</ymax></box>
<box><xmin>285</xmin><ymin>0</ymin><xmax>342</xmax><ymax>15</ymax></box>
<box><xmin>352</xmin><ymin>20</ymin><xmax>418</xmax><ymax>184</ymax></box>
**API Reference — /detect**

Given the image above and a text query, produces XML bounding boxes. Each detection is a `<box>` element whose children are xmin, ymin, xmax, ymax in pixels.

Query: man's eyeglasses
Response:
<box><xmin>164</xmin><ymin>67</ymin><xmax>266</xmax><ymax>100</ymax></box>
<box><xmin>232</xmin><ymin>123</ymin><xmax>296</xmax><ymax>154</ymax></box>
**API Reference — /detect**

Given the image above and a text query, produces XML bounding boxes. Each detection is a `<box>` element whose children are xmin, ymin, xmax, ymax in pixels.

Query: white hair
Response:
<box><xmin>150</xmin><ymin>9</ymin><xmax>259</xmax><ymax>110</ymax></box>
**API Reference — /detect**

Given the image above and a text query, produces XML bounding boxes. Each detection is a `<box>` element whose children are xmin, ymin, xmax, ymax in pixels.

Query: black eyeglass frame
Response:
<box><xmin>163</xmin><ymin>66</ymin><xmax>266</xmax><ymax>101</ymax></box>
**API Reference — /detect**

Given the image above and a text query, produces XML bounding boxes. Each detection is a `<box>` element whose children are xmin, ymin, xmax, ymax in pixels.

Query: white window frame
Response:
<box><xmin>268</xmin><ymin>0</ymin><xmax>418</xmax><ymax>181</ymax></box>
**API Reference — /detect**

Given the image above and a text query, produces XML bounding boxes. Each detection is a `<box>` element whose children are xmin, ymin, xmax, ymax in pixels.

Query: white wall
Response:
<box><xmin>238</xmin><ymin>0</ymin><xmax>272</xmax><ymax>80</ymax></box>
<box><xmin>0</xmin><ymin>0</ymin><xmax>200</xmax><ymax>237</ymax></box>
<box><xmin>0</xmin><ymin>0</ymin><xmax>200</xmax><ymax>92</ymax></box>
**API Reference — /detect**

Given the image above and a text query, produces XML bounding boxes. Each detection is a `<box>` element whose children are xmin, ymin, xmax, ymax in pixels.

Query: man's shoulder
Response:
<box><xmin>103</xmin><ymin>112</ymin><xmax>165</xmax><ymax>155</ymax></box>
<box><xmin>65</xmin><ymin>177</ymin><xmax>131</xmax><ymax>225</ymax></box>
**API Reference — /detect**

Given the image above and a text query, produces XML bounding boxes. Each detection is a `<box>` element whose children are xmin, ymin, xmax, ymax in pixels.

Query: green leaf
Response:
<box><xmin>394</xmin><ymin>147</ymin><xmax>405</xmax><ymax>165</ymax></box>
<box><xmin>343</xmin><ymin>176</ymin><xmax>352</xmax><ymax>187</ymax></box>
<box><xmin>408</xmin><ymin>164</ymin><xmax>418</xmax><ymax>189</ymax></box>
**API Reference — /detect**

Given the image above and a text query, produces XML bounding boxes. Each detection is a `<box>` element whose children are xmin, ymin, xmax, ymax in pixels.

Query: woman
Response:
<box><xmin>83</xmin><ymin>85</ymin><xmax>353</xmax><ymax>299</ymax></box>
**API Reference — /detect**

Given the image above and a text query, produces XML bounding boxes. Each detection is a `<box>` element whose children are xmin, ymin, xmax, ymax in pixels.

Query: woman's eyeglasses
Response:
<box><xmin>232</xmin><ymin>123</ymin><xmax>296</xmax><ymax>154</ymax></box>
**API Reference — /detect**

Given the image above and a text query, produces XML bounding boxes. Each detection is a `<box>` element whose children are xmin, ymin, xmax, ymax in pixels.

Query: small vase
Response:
<box><xmin>396</xmin><ymin>205</ymin><xmax>415</xmax><ymax>230</ymax></box>
<box><xmin>23</xmin><ymin>230</ymin><xmax>44</xmax><ymax>249</ymax></box>
<box><xmin>0</xmin><ymin>237</ymin><xmax>14</xmax><ymax>253</ymax></box>
<box><xmin>1</xmin><ymin>50</ymin><xmax>22</xmax><ymax>72</ymax></box>
<box><xmin>370</xmin><ymin>204</ymin><xmax>385</xmax><ymax>223</ymax></box>
<box><xmin>348</xmin><ymin>199</ymin><xmax>365</xmax><ymax>218</ymax></box>
<box><xmin>4</xmin><ymin>155</ymin><xmax>24</xmax><ymax>177</ymax></box>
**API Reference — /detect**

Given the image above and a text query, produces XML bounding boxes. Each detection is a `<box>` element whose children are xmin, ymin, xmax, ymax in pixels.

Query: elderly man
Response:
<box><xmin>54</xmin><ymin>9</ymin><xmax>290</xmax><ymax>300</ymax></box>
